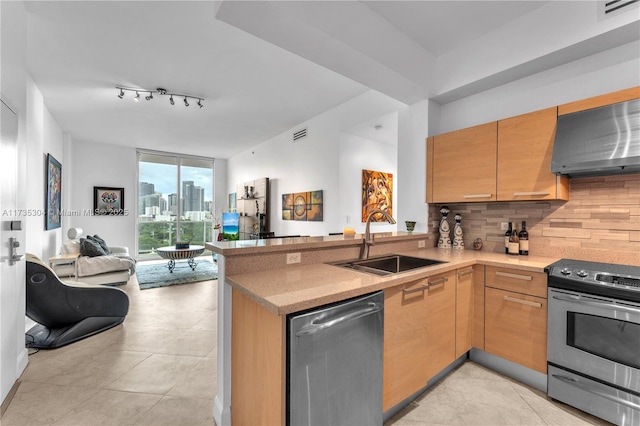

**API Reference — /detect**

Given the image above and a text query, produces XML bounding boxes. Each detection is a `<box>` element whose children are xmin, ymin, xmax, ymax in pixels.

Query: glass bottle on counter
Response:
<box><xmin>519</xmin><ymin>221</ymin><xmax>529</xmax><ymax>256</ymax></box>
<box><xmin>504</xmin><ymin>222</ymin><xmax>512</xmax><ymax>254</ymax></box>
<box><xmin>508</xmin><ymin>223</ymin><xmax>519</xmax><ymax>256</ymax></box>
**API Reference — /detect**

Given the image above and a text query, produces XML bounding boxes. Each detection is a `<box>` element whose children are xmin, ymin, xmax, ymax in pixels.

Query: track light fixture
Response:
<box><xmin>116</xmin><ymin>86</ymin><xmax>204</xmax><ymax>109</ymax></box>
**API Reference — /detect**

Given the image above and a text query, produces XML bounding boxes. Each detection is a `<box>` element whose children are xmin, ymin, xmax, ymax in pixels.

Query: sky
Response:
<box><xmin>139</xmin><ymin>162</ymin><xmax>213</xmax><ymax>201</ymax></box>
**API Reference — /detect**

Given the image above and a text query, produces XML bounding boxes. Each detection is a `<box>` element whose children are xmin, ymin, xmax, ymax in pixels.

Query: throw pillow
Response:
<box><xmin>88</xmin><ymin>234</ymin><xmax>110</xmax><ymax>254</ymax></box>
<box><xmin>79</xmin><ymin>238</ymin><xmax>107</xmax><ymax>257</ymax></box>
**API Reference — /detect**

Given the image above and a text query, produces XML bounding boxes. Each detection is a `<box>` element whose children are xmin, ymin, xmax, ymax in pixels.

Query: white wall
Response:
<box><xmin>227</xmin><ymin>91</ymin><xmax>405</xmax><ymax>236</ymax></box>
<box><xmin>438</xmin><ymin>41</ymin><xmax>640</xmax><ymax>133</ymax></box>
<box><xmin>64</xmin><ymin>140</ymin><xmax>138</xmax><ymax>252</ymax></box>
<box><xmin>25</xmin><ymin>79</ymin><xmax>65</xmax><ymax>261</ymax></box>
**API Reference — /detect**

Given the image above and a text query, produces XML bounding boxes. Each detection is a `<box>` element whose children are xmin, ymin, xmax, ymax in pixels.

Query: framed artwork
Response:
<box><xmin>282</xmin><ymin>190</ymin><xmax>323</xmax><ymax>221</ymax></box>
<box><xmin>46</xmin><ymin>153</ymin><xmax>62</xmax><ymax>230</ymax></box>
<box><xmin>93</xmin><ymin>186</ymin><xmax>125</xmax><ymax>215</ymax></box>
<box><xmin>222</xmin><ymin>212</ymin><xmax>240</xmax><ymax>240</ymax></box>
<box><xmin>362</xmin><ymin>169</ymin><xmax>393</xmax><ymax>222</ymax></box>
<box><xmin>229</xmin><ymin>192</ymin><xmax>237</xmax><ymax>212</ymax></box>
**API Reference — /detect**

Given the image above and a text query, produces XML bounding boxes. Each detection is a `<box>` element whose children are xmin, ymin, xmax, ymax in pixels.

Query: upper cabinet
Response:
<box><xmin>429</xmin><ymin>122</ymin><xmax>497</xmax><ymax>203</ymax></box>
<box><xmin>427</xmin><ymin>108</ymin><xmax>569</xmax><ymax>204</ymax></box>
<box><xmin>558</xmin><ymin>86</ymin><xmax>640</xmax><ymax>116</ymax></box>
<box><xmin>497</xmin><ymin>107</ymin><xmax>569</xmax><ymax>201</ymax></box>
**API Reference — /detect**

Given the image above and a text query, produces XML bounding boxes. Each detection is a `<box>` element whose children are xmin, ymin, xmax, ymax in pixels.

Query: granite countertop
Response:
<box><xmin>226</xmin><ymin>247</ymin><xmax>560</xmax><ymax>316</ymax></box>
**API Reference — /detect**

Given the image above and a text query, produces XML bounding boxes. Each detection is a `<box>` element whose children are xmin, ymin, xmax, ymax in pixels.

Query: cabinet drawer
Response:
<box><xmin>485</xmin><ymin>287</ymin><xmax>547</xmax><ymax>373</ymax></box>
<box><xmin>485</xmin><ymin>266</ymin><xmax>547</xmax><ymax>298</ymax></box>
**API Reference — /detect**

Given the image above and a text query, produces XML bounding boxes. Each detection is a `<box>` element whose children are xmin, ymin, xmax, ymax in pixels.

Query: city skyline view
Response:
<box><xmin>139</xmin><ymin>162</ymin><xmax>213</xmax><ymax>201</ymax></box>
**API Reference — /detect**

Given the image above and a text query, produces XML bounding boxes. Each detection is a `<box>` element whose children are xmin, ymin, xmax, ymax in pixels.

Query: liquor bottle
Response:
<box><xmin>504</xmin><ymin>222</ymin><xmax>512</xmax><ymax>254</ymax></box>
<box><xmin>518</xmin><ymin>221</ymin><xmax>529</xmax><ymax>256</ymax></box>
<box><xmin>508</xmin><ymin>223</ymin><xmax>519</xmax><ymax>256</ymax></box>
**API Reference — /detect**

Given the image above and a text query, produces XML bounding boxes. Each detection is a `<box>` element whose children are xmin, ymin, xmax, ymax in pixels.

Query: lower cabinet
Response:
<box><xmin>484</xmin><ymin>266</ymin><xmax>548</xmax><ymax>374</ymax></box>
<box><xmin>383</xmin><ymin>270</ymin><xmax>456</xmax><ymax>411</ymax></box>
<box><xmin>455</xmin><ymin>267</ymin><xmax>475</xmax><ymax>358</ymax></box>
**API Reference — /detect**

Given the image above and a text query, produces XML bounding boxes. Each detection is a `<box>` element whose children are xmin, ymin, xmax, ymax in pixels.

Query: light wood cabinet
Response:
<box><xmin>558</xmin><ymin>86</ymin><xmax>640</xmax><ymax>116</ymax></box>
<box><xmin>472</xmin><ymin>265</ymin><xmax>485</xmax><ymax>350</ymax></box>
<box><xmin>425</xmin><ymin>270</ymin><xmax>456</xmax><ymax>381</ymax></box>
<box><xmin>383</xmin><ymin>278</ymin><xmax>429</xmax><ymax>411</ymax></box>
<box><xmin>484</xmin><ymin>266</ymin><xmax>547</xmax><ymax>374</ymax></box>
<box><xmin>383</xmin><ymin>269</ymin><xmax>456</xmax><ymax>410</ymax></box>
<box><xmin>231</xmin><ymin>289</ymin><xmax>286</xmax><ymax>425</ymax></box>
<box><xmin>430</xmin><ymin>122</ymin><xmax>497</xmax><ymax>203</ymax></box>
<box><xmin>455</xmin><ymin>267</ymin><xmax>474</xmax><ymax>358</ymax></box>
<box><xmin>497</xmin><ymin>107</ymin><xmax>569</xmax><ymax>201</ymax></box>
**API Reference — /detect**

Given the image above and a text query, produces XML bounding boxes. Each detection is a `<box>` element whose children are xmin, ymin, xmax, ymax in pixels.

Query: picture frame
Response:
<box><xmin>46</xmin><ymin>153</ymin><xmax>62</xmax><ymax>230</ymax></box>
<box><xmin>93</xmin><ymin>186</ymin><xmax>125</xmax><ymax>215</ymax></box>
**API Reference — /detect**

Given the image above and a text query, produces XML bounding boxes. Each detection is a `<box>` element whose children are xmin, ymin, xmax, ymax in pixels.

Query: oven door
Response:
<box><xmin>548</xmin><ymin>288</ymin><xmax>640</xmax><ymax>393</ymax></box>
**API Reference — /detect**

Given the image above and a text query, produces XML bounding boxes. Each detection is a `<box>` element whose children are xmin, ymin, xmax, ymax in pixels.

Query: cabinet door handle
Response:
<box><xmin>463</xmin><ymin>193</ymin><xmax>492</xmax><ymax>199</ymax></box>
<box><xmin>495</xmin><ymin>271</ymin><xmax>533</xmax><ymax>281</ymax></box>
<box><xmin>513</xmin><ymin>191</ymin><xmax>550</xmax><ymax>197</ymax></box>
<box><xmin>402</xmin><ymin>283</ymin><xmax>430</xmax><ymax>295</ymax></box>
<box><xmin>428</xmin><ymin>277</ymin><xmax>448</xmax><ymax>287</ymax></box>
<box><xmin>503</xmin><ymin>295</ymin><xmax>542</xmax><ymax>308</ymax></box>
<box><xmin>457</xmin><ymin>269</ymin><xmax>474</xmax><ymax>278</ymax></box>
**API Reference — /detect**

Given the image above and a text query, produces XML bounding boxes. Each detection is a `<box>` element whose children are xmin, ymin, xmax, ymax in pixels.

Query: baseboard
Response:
<box><xmin>469</xmin><ymin>348</ymin><xmax>547</xmax><ymax>392</ymax></box>
<box><xmin>1</xmin><ymin>380</ymin><xmax>20</xmax><ymax>418</ymax></box>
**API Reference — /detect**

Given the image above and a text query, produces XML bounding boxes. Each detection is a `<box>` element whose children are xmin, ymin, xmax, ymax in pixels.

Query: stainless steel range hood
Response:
<box><xmin>551</xmin><ymin>98</ymin><xmax>640</xmax><ymax>177</ymax></box>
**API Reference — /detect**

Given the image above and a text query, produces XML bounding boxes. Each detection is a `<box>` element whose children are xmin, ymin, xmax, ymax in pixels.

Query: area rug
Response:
<box><xmin>136</xmin><ymin>259</ymin><xmax>218</xmax><ymax>290</ymax></box>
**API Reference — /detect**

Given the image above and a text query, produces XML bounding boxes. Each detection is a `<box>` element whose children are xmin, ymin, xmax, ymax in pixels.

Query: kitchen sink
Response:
<box><xmin>332</xmin><ymin>254</ymin><xmax>446</xmax><ymax>276</ymax></box>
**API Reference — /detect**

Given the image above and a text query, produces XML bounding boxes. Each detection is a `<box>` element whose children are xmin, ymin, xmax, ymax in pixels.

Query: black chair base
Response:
<box><xmin>26</xmin><ymin>316</ymin><xmax>125</xmax><ymax>349</ymax></box>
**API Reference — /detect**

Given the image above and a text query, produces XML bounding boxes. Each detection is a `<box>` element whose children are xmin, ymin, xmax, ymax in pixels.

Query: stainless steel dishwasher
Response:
<box><xmin>288</xmin><ymin>291</ymin><xmax>384</xmax><ymax>426</ymax></box>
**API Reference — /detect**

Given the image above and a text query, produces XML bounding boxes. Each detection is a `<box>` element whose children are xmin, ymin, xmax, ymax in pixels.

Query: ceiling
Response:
<box><xmin>23</xmin><ymin>1</ymin><xmax>621</xmax><ymax>159</ymax></box>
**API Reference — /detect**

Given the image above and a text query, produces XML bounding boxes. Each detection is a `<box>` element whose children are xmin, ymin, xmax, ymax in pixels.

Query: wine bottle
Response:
<box><xmin>508</xmin><ymin>223</ymin><xmax>519</xmax><ymax>256</ymax></box>
<box><xmin>504</xmin><ymin>222</ymin><xmax>512</xmax><ymax>254</ymax></box>
<box><xmin>518</xmin><ymin>221</ymin><xmax>529</xmax><ymax>256</ymax></box>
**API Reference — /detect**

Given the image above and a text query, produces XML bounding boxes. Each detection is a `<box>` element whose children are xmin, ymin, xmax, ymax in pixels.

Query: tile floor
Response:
<box><xmin>2</xmin><ymin>268</ymin><xmax>611</xmax><ymax>426</ymax></box>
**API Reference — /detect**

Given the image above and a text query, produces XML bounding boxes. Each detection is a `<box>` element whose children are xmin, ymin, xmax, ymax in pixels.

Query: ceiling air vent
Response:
<box><xmin>600</xmin><ymin>0</ymin><xmax>639</xmax><ymax>17</ymax></box>
<box><xmin>292</xmin><ymin>128</ymin><xmax>308</xmax><ymax>142</ymax></box>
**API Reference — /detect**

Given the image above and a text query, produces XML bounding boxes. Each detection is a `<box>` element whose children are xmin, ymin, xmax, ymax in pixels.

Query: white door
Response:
<box><xmin>1</xmin><ymin>98</ymin><xmax>24</xmax><ymax>404</ymax></box>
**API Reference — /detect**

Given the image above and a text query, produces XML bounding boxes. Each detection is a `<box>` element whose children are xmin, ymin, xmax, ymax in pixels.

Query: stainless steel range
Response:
<box><xmin>546</xmin><ymin>259</ymin><xmax>640</xmax><ymax>426</ymax></box>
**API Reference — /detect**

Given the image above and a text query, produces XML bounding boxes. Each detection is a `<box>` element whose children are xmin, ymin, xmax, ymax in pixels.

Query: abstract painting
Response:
<box><xmin>93</xmin><ymin>186</ymin><xmax>125</xmax><ymax>215</ymax></box>
<box><xmin>46</xmin><ymin>153</ymin><xmax>62</xmax><ymax>230</ymax></box>
<box><xmin>362</xmin><ymin>169</ymin><xmax>393</xmax><ymax>222</ymax></box>
<box><xmin>282</xmin><ymin>190</ymin><xmax>323</xmax><ymax>221</ymax></box>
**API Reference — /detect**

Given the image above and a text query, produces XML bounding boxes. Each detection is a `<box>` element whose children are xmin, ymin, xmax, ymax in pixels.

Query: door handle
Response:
<box><xmin>295</xmin><ymin>302</ymin><xmax>383</xmax><ymax>336</ymax></box>
<box><xmin>9</xmin><ymin>237</ymin><xmax>24</xmax><ymax>265</ymax></box>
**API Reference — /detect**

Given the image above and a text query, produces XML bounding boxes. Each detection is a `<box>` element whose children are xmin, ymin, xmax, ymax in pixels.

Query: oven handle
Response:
<box><xmin>552</xmin><ymin>374</ymin><xmax>640</xmax><ymax>411</ymax></box>
<box><xmin>551</xmin><ymin>295</ymin><xmax>640</xmax><ymax>316</ymax></box>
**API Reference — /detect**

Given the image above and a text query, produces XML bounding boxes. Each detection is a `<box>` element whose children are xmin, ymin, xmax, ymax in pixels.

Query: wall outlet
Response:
<box><xmin>500</xmin><ymin>222</ymin><xmax>509</xmax><ymax>231</ymax></box>
<box><xmin>418</xmin><ymin>240</ymin><xmax>426</xmax><ymax>248</ymax></box>
<box><xmin>286</xmin><ymin>252</ymin><xmax>301</xmax><ymax>264</ymax></box>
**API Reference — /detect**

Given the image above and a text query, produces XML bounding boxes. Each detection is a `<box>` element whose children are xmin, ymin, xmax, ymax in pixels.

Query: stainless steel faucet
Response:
<box><xmin>360</xmin><ymin>209</ymin><xmax>396</xmax><ymax>259</ymax></box>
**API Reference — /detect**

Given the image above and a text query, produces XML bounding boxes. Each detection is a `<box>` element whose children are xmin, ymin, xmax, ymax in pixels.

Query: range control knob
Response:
<box><xmin>577</xmin><ymin>270</ymin><xmax>588</xmax><ymax>278</ymax></box>
<box><xmin>560</xmin><ymin>268</ymin><xmax>571</xmax><ymax>275</ymax></box>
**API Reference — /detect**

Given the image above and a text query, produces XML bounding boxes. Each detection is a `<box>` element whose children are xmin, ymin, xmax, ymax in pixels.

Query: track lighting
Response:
<box><xmin>115</xmin><ymin>86</ymin><xmax>205</xmax><ymax>110</ymax></box>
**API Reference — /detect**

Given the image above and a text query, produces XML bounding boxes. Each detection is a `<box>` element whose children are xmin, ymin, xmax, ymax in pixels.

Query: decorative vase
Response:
<box><xmin>405</xmin><ymin>221</ymin><xmax>416</xmax><ymax>233</ymax></box>
<box><xmin>437</xmin><ymin>206</ymin><xmax>452</xmax><ymax>249</ymax></box>
<box><xmin>453</xmin><ymin>213</ymin><xmax>464</xmax><ymax>250</ymax></box>
<box><xmin>473</xmin><ymin>238</ymin><xmax>483</xmax><ymax>250</ymax></box>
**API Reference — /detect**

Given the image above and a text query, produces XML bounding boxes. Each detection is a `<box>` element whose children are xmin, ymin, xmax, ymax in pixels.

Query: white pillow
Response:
<box><xmin>62</xmin><ymin>240</ymin><xmax>81</xmax><ymax>255</ymax></box>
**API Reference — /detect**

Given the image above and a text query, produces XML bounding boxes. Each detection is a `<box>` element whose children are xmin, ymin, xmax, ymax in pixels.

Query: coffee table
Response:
<box><xmin>156</xmin><ymin>245</ymin><xmax>205</xmax><ymax>273</ymax></box>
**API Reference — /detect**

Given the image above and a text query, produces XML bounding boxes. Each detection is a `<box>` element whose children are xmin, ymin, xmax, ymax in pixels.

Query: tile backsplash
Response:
<box><xmin>428</xmin><ymin>174</ymin><xmax>639</xmax><ymax>265</ymax></box>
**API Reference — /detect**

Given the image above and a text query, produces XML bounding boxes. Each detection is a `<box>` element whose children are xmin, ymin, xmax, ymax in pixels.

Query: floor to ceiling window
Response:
<box><xmin>137</xmin><ymin>151</ymin><xmax>214</xmax><ymax>259</ymax></box>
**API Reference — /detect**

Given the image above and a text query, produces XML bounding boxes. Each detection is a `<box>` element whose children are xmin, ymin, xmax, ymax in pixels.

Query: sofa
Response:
<box><xmin>51</xmin><ymin>228</ymin><xmax>136</xmax><ymax>286</ymax></box>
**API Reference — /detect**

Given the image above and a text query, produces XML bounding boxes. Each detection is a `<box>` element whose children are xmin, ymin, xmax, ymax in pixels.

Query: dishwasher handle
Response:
<box><xmin>295</xmin><ymin>302</ymin><xmax>383</xmax><ymax>336</ymax></box>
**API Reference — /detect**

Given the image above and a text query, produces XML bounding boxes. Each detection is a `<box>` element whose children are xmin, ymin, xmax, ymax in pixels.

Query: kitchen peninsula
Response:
<box><xmin>206</xmin><ymin>233</ymin><xmax>559</xmax><ymax>426</ymax></box>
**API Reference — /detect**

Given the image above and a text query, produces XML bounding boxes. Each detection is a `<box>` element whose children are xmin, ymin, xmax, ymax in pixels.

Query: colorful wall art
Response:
<box><xmin>282</xmin><ymin>190</ymin><xmax>323</xmax><ymax>221</ymax></box>
<box><xmin>46</xmin><ymin>153</ymin><xmax>62</xmax><ymax>230</ymax></box>
<box><xmin>93</xmin><ymin>186</ymin><xmax>125</xmax><ymax>215</ymax></box>
<box><xmin>222</xmin><ymin>212</ymin><xmax>240</xmax><ymax>240</ymax></box>
<box><xmin>362</xmin><ymin>169</ymin><xmax>393</xmax><ymax>222</ymax></box>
